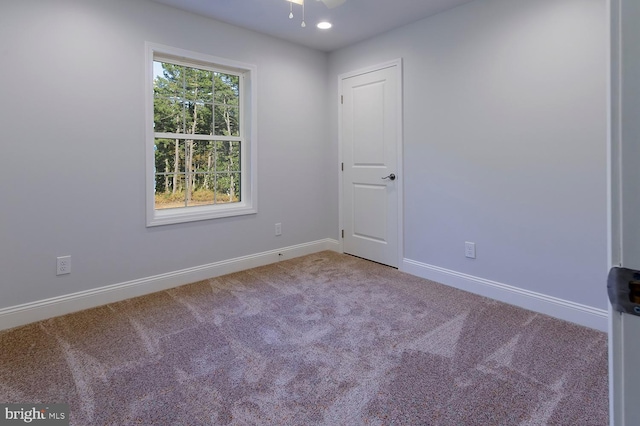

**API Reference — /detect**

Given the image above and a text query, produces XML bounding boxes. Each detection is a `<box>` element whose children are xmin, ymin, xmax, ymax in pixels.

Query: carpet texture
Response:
<box><xmin>0</xmin><ymin>251</ymin><xmax>608</xmax><ymax>425</ymax></box>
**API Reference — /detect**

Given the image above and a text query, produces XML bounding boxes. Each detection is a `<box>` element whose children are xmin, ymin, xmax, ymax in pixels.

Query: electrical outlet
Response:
<box><xmin>465</xmin><ymin>242</ymin><xmax>476</xmax><ymax>259</ymax></box>
<box><xmin>57</xmin><ymin>256</ymin><xmax>71</xmax><ymax>275</ymax></box>
<box><xmin>275</xmin><ymin>223</ymin><xmax>282</xmax><ymax>236</ymax></box>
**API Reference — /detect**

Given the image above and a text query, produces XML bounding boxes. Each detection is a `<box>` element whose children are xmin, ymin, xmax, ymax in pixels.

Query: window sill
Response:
<box><xmin>146</xmin><ymin>202</ymin><xmax>257</xmax><ymax>227</ymax></box>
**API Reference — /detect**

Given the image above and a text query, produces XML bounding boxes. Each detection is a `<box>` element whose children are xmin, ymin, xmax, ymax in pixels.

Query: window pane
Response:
<box><xmin>154</xmin><ymin>139</ymin><xmax>187</xmax><ymax>209</ymax></box>
<box><xmin>153</xmin><ymin>61</ymin><xmax>183</xmax><ymax>100</ymax></box>
<box><xmin>214</xmin><ymin>106</ymin><xmax>239</xmax><ymax>136</ymax></box>
<box><xmin>155</xmin><ymin>173</ymin><xmax>187</xmax><ymax>210</ymax></box>
<box><xmin>155</xmin><ymin>139</ymin><xmax>184</xmax><ymax>173</ymax></box>
<box><xmin>154</xmin><ymin>62</ymin><xmax>195</xmax><ymax>134</ymax></box>
<box><xmin>190</xmin><ymin>102</ymin><xmax>213</xmax><ymax>135</ymax></box>
<box><xmin>215</xmin><ymin>173</ymin><xmax>239</xmax><ymax>204</ymax></box>
<box><xmin>214</xmin><ymin>73</ymin><xmax>239</xmax><ymax>105</ymax></box>
<box><xmin>212</xmin><ymin>141</ymin><xmax>225</xmax><ymax>170</ymax></box>
<box><xmin>216</xmin><ymin>141</ymin><xmax>241</xmax><ymax>172</ymax></box>
<box><xmin>213</xmin><ymin>72</ymin><xmax>240</xmax><ymax>137</ymax></box>
<box><xmin>231</xmin><ymin>172</ymin><xmax>241</xmax><ymax>202</ymax></box>
<box><xmin>154</xmin><ymin>98</ymin><xmax>184</xmax><ymax>133</ymax></box>
<box><xmin>211</xmin><ymin>141</ymin><xmax>241</xmax><ymax>172</ymax></box>
<box><xmin>213</xmin><ymin>172</ymin><xmax>241</xmax><ymax>203</ymax></box>
<box><xmin>187</xmin><ymin>173</ymin><xmax>215</xmax><ymax>207</ymax></box>
<box><xmin>191</xmin><ymin>141</ymin><xmax>216</xmax><ymax>173</ymax></box>
<box><xmin>185</xmin><ymin>67</ymin><xmax>213</xmax><ymax>103</ymax></box>
<box><xmin>229</xmin><ymin>141</ymin><xmax>241</xmax><ymax>172</ymax></box>
<box><xmin>182</xmin><ymin>100</ymin><xmax>196</xmax><ymax>135</ymax></box>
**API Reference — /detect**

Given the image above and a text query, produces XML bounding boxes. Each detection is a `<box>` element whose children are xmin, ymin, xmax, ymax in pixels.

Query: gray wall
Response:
<box><xmin>0</xmin><ymin>0</ymin><xmax>331</xmax><ymax>308</ymax></box>
<box><xmin>0</xmin><ymin>0</ymin><xmax>610</xmax><ymax>314</ymax></box>
<box><xmin>329</xmin><ymin>0</ymin><xmax>609</xmax><ymax>309</ymax></box>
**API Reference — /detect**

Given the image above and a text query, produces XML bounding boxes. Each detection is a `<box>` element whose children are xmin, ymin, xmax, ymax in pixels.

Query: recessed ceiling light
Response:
<box><xmin>317</xmin><ymin>21</ymin><xmax>332</xmax><ymax>30</ymax></box>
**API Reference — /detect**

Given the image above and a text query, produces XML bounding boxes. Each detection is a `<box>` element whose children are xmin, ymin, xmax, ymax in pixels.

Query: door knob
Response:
<box><xmin>382</xmin><ymin>173</ymin><xmax>396</xmax><ymax>181</ymax></box>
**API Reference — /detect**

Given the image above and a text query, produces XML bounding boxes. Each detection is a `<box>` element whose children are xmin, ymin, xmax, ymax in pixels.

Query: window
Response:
<box><xmin>145</xmin><ymin>43</ymin><xmax>257</xmax><ymax>226</ymax></box>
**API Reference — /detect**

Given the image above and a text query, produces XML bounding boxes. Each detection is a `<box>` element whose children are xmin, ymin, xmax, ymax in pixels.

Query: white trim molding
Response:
<box><xmin>0</xmin><ymin>239</ymin><xmax>340</xmax><ymax>332</ymax></box>
<box><xmin>403</xmin><ymin>258</ymin><xmax>608</xmax><ymax>332</ymax></box>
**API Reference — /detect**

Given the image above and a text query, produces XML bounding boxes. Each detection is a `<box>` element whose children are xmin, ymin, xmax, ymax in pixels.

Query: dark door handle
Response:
<box><xmin>382</xmin><ymin>173</ymin><xmax>396</xmax><ymax>181</ymax></box>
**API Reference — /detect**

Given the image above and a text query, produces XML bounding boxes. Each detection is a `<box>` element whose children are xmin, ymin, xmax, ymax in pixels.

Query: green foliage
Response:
<box><xmin>153</xmin><ymin>61</ymin><xmax>239</xmax><ymax>135</ymax></box>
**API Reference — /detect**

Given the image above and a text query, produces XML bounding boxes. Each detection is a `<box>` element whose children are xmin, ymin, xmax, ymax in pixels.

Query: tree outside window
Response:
<box><xmin>153</xmin><ymin>61</ymin><xmax>242</xmax><ymax>209</ymax></box>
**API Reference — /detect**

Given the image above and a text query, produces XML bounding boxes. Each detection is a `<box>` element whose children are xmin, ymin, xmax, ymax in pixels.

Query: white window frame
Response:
<box><xmin>145</xmin><ymin>42</ymin><xmax>257</xmax><ymax>227</ymax></box>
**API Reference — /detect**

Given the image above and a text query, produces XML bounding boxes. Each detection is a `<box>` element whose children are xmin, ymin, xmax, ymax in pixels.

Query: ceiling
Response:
<box><xmin>150</xmin><ymin>0</ymin><xmax>476</xmax><ymax>52</ymax></box>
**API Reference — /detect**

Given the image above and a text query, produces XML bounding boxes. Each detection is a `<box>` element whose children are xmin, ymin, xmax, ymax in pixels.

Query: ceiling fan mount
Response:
<box><xmin>287</xmin><ymin>0</ymin><xmax>347</xmax><ymax>10</ymax></box>
<box><xmin>317</xmin><ymin>0</ymin><xmax>347</xmax><ymax>8</ymax></box>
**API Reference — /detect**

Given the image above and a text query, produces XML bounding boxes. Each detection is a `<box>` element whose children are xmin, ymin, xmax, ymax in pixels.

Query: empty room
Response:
<box><xmin>1</xmin><ymin>0</ymin><xmax>637</xmax><ymax>424</ymax></box>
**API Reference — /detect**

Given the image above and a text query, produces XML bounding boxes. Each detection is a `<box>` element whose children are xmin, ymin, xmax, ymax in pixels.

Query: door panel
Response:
<box><xmin>353</xmin><ymin>82</ymin><xmax>385</xmax><ymax>165</ymax></box>
<box><xmin>342</xmin><ymin>65</ymin><xmax>399</xmax><ymax>267</ymax></box>
<box><xmin>353</xmin><ymin>184</ymin><xmax>388</xmax><ymax>242</ymax></box>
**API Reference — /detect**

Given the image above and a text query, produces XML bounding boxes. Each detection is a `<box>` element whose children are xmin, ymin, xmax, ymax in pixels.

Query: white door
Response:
<box><xmin>341</xmin><ymin>64</ymin><xmax>400</xmax><ymax>267</ymax></box>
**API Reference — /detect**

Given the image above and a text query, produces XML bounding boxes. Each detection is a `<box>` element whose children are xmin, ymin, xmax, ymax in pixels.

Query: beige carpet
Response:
<box><xmin>0</xmin><ymin>251</ymin><xmax>608</xmax><ymax>425</ymax></box>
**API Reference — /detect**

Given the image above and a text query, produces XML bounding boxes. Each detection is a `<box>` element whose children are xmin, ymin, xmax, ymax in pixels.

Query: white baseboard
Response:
<box><xmin>402</xmin><ymin>258</ymin><xmax>608</xmax><ymax>332</ymax></box>
<box><xmin>0</xmin><ymin>239</ymin><xmax>341</xmax><ymax>332</ymax></box>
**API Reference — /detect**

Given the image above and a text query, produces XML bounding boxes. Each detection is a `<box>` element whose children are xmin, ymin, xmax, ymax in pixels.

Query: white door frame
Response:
<box><xmin>338</xmin><ymin>58</ymin><xmax>404</xmax><ymax>269</ymax></box>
